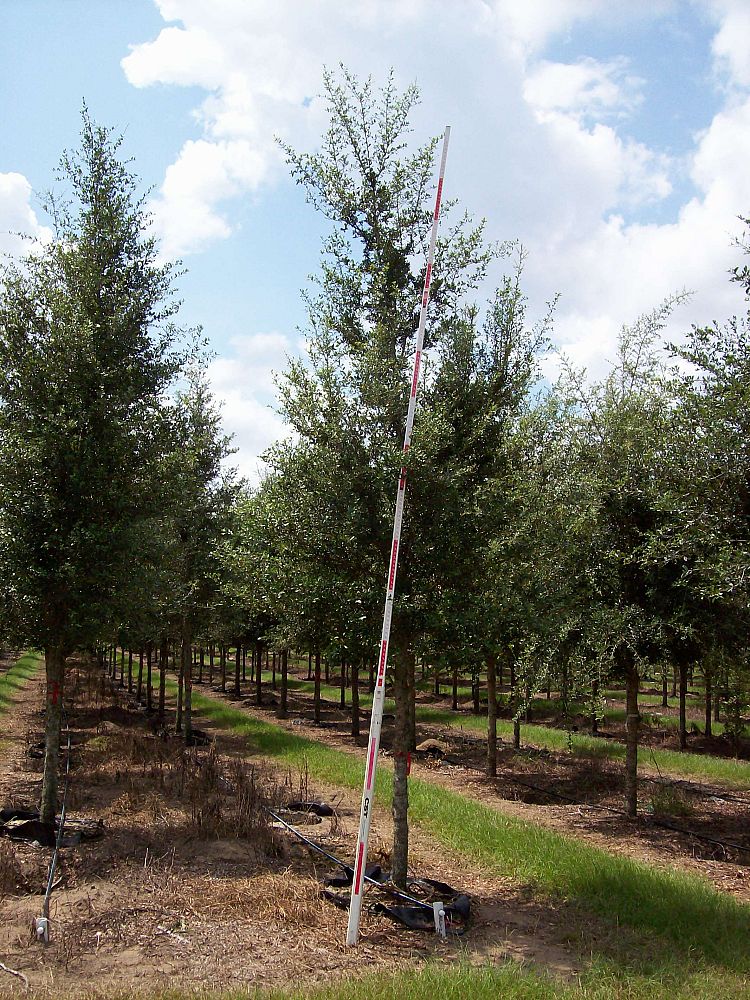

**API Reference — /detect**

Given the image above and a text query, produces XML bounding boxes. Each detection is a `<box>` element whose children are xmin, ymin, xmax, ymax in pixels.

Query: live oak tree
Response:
<box><xmin>278</xmin><ymin>67</ymin><xmax>492</xmax><ymax>885</ymax></box>
<box><xmin>0</xmin><ymin>112</ymin><xmax>182</xmax><ymax>823</ymax></box>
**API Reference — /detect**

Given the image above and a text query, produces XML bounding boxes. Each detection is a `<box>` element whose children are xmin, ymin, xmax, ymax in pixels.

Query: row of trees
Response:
<box><xmin>1</xmin><ymin>75</ymin><xmax>748</xmax><ymax>880</ymax></box>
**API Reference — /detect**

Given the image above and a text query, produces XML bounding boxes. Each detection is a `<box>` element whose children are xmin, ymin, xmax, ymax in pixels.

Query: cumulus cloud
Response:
<box><xmin>207</xmin><ymin>331</ymin><xmax>297</xmax><ymax>483</ymax></box>
<box><xmin>0</xmin><ymin>173</ymin><xmax>52</xmax><ymax>258</ymax></box>
<box><xmin>120</xmin><ymin>0</ymin><xmax>750</xmax><ymax>472</ymax></box>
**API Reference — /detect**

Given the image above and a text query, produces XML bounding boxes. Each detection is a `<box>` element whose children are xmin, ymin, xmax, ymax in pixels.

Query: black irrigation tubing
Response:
<box><xmin>42</xmin><ymin>705</ymin><xmax>72</xmax><ymax>922</ymax></box>
<box><xmin>433</xmin><ymin>731</ymin><xmax>750</xmax><ymax>861</ymax></box>
<box><xmin>265</xmin><ymin>807</ymin><xmax>434</xmax><ymax>913</ymax></box>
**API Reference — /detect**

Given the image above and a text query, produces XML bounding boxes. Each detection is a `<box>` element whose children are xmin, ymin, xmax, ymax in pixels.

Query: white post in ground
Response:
<box><xmin>346</xmin><ymin>126</ymin><xmax>450</xmax><ymax>947</ymax></box>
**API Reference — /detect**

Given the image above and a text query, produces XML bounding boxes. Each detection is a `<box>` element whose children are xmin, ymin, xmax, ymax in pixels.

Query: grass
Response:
<box><xmin>179</xmin><ymin>682</ymin><xmax>750</xmax><ymax>981</ymax></box>
<box><xmin>262</xmin><ymin>669</ymin><xmax>748</xmax><ymax>787</ymax></box>
<box><xmin>415</xmin><ymin>706</ymin><xmax>750</xmax><ymax>788</ymax></box>
<box><xmin>0</xmin><ymin>649</ymin><xmax>42</xmax><ymax>715</ymax></box>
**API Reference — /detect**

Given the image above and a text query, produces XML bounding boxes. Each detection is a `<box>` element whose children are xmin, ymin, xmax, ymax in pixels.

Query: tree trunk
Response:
<box><xmin>486</xmin><ymin>651</ymin><xmax>497</xmax><ymax>777</ymax></box>
<box><xmin>40</xmin><ymin>645</ymin><xmax>65</xmax><ymax>826</ymax></box>
<box><xmin>351</xmin><ymin>660</ymin><xmax>360</xmax><ymax>739</ymax></box>
<box><xmin>127</xmin><ymin>649</ymin><xmax>133</xmax><ymax>693</ymax></box>
<box><xmin>369</xmin><ymin>660</ymin><xmax>375</xmax><ymax>693</ymax></box>
<box><xmin>159</xmin><ymin>638</ymin><xmax>167</xmax><ymax>718</ymax></box>
<box><xmin>340</xmin><ymin>659</ymin><xmax>347</xmax><ymax>709</ymax></box>
<box><xmin>662</xmin><ymin>670</ymin><xmax>668</xmax><ymax>708</ymax></box>
<box><xmin>314</xmin><ymin>649</ymin><xmax>322</xmax><ymax>723</ymax></box>
<box><xmin>220</xmin><ymin>644</ymin><xmax>226</xmax><ymax>692</ymax></box>
<box><xmin>182</xmin><ymin>625</ymin><xmax>193</xmax><ymax>742</ymax></box>
<box><xmin>256</xmin><ymin>643</ymin><xmax>263</xmax><ymax>706</ymax></box>
<box><xmin>119</xmin><ymin>648</ymin><xmax>125</xmax><ymax>687</ymax></box>
<box><xmin>325</xmin><ymin>656</ymin><xmax>330</xmax><ymax>684</ymax></box>
<box><xmin>176</xmin><ymin>653</ymin><xmax>184</xmax><ymax>733</ymax></box>
<box><xmin>136</xmin><ymin>648</ymin><xmax>144</xmax><ymax>703</ymax></box>
<box><xmin>624</xmin><ymin>650</ymin><xmax>639</xmax><ymax>818</ymax></box>
<box><xmin>406</xmin><ymin>648</ymin><xmax>416</xmax><ymax>751</ymax></box>
<box><xmin>434</xmin><ymin>664</ymin><xmax>440</xmax><ymax>698</ymax></box>
<box><xmin>198</xmin><ymin>646</ymin><xmax>204</xmax><ymax>684</ymax></box>
<box><xmin>591</xmin><ymin>678</ymin><xmax>599</xmax><ymax>735</ymax></box>
<box><xmin>278</xmin><ymin>649</ymin><xmax>288</xmax><ymax>719</ymax></box>
<box><xmin>472</xmin><ymin>667</ymin><xmax>480</xmax><ymax>715</ymax></box>
<box><xmin>671</xmin><ymin>663</ymin><xmax>677</xmax><ymax>699</ymax></box>
<box><xmin>452</xmin><ymin>664</ymin><xmax>458</xmax><ymax>711</ymax></box>
<box><xmin>146</xmin><ymin>643</ymin><xmax>153</xmax><ymax>713</ymax></box>
<box><xmin>307</xmin><ymin>650</ymin><xmax>312</xmax><ymax>681</ymax></box>
<box><xmin>391</xmin><ymin>644</ymin><xmax>410</xmax><ymax>888</ymax></box>
<box><xmin>679</xmin><ymin>659</ymin><xmax>688</xmax><ymax>750</ymax></box>
<box><xmin>704</xmin><ymin>665</ymin><xmax>712</xmax><ymax>738</ymax></box>
<box><xmin>272</xmin><ymin>651</ymin><xmax>277</xmax><ymax>691</ymax></box>
<box><xmin>242</xmin><ymin>645</ymin><xmax>247</xmax><ymax>682</ymax></box>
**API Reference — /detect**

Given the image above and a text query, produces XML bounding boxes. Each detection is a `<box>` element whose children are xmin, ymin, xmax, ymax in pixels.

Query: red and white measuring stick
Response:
<box><xmin>346</xmin><ymin>126</ymin><xmax>450</xmax><ymax>947</ymax></box>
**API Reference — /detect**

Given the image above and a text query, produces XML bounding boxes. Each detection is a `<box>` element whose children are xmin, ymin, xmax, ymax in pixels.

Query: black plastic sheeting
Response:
<box><xmin>324</xmin><ymin>865</ymin><xmax>471</xmax><ymax>935</ymax></box>
<box><xmin>0</xmin><ymin>808</ymin><xmax>103</xmax><ymax>848</ymax></box>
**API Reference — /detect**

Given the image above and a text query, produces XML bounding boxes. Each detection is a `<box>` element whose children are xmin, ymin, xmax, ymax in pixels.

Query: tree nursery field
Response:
<box><xmin>2</xmin><ymin>647</ymin><xmax>750</xmax><ymax>999</ymax></box>
<box><xmin>1</xmin><ymin>69</ymin><xmax>750</xmax><ymax>1000</ymax></box>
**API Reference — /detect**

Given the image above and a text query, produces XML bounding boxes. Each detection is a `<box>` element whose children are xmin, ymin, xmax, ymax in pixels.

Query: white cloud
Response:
<box><xmin>0</xmin><ymin>173</ymin><xmax>52</xmax><ymax>258</ymax></box>
<box><xmin>523</xmin><ymin>57</ymin><xmax>643</xmax><ymax>121</ymax></box>
<box><xmin>207</xmin><ymin>331</ymin><xmax>297</xmax><ymax>483</ymax></box>
<box><xmin>120</xmin><ymin>0</ymin><xmax>750</xmax><ymax>473</ymax></box>
<box><xmin>710</xmin><ymin>0</ymin><xmax>750</xmax><ymax>87</ymax></box>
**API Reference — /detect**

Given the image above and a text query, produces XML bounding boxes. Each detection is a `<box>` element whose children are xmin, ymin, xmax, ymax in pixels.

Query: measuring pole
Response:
<box><xmin>346</xmin><ymin>126</ymin><xmax>450</xmax><ymax>947</ymax></box>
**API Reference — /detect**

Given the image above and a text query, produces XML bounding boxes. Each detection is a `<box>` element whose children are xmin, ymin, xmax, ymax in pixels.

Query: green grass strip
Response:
<box><xmin>268</xmin><ymin>675</ymin><xmax>748</xmax><ymax>787</ymax></box>
<box><xmin>182</xmin><ymin>684</ymin><xmax>750</xmax><ymax>976</ymax></box>
<box><xmin>419</xmin><ymin>707</ymin><xmax>750</xmax><ymax>788</ymax></box>
<box><xmin>0</xmin><ymin>650</ymin><xmax>42</xmax><ymax>715</ymax></box>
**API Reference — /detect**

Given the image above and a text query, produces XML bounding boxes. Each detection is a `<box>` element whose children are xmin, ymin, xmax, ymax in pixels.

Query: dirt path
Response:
<box><xmin>0</xmin><ymin>665</ymin><xmax>583</xmax><ymax>998</ymax></box>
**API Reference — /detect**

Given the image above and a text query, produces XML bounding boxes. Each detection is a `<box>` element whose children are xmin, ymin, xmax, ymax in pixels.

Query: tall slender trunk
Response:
<box><xmin>40</xmin><ymin>645</ymin><xmax>65</xmax><ymax>826</ymax></box>
<box><xmin>704</xmin><ymin>665</ymin><xmax>712</xmax><ymax>738</ymax></box>
<box><xmin>340</xmin><ymin>659</ymin><xmax>347</xmax><ymax>709</ymax></box>
<box><xmin>256</xmin><ymin>642</ymin><xmax>263</xmax><ymax>706</ymax></box>
<box><xmin>679</xmin><ymin>659</ymin><xmax>688</xmax><ymax>750</ymax></box>
<box><xmin>472</xmin><ymin>667</ymin><xmax>480</xmax><ymax>715</ymax></box>
<box><xmin>182</xmin><ymin>626</ymin><xmax>193</xmax><ymax>741</ymax></box>
<box><xmin>325</xmin><ymin>656</ymin><xmax>330</xmax><ymax>685</ymax></box>
<box><xmin>159</xmin><ymin>639</ymin><xmax>167</xmax><ymax>718</ymax></box>
<box><xmin>209</xmin><ymin>644</ymin><xmax>214</xmax><ymax>685</ymax></box>
<box><xmin>127</xmin><ymin>649</ymin><xmax>133</xmax><ymax>693</ymax></box>
<box><xmin>486</xmin><ymin>651</ymin><xmax>497</xmax><ymax>778</ymax></box>
<box><xmin>452</xmin><ymin>664</ymin><xmax>458</xmax><ymax>711</ymax></box>
<box><xmin>307</xmin><ymin>650</ymin><xmax>312</xmax><ymax>681</ymax></box>
<box><xmin>406</xmin><ymin>649</ymin><xmax>416</xmax><ymax>751</ymax></box>
<box><xmin>136</xmin><ymin>648</ymin><xmax>144</xmax><ymax>703</ymax></box>
<box><xmin>351</xmin><ymin>660</ymin><xmax>360</xmax><ymax>739</ymax></box>
<box><xmin>242</xmin><ymin>645</ymin><xmax>247</xmax><ymax>682</ymax></box>
<box><xmin>314</xmin><ymin>649</ymin><xmax>321</xmax><ymax>723</ymax></box>
<box><xmin>220</xmin><ymin>644</ymin><xmax>226</xmax><ymax>692</ymax></box>
<box><xmin>176</xmin><ymin>655</ymin><xmax>184</xmax><ymax>733</ymax></box>
<box><xmin>272</xmin><ymin>651</ymin><xmax>277</xmax><ymax>691</ymax></box>
<box><xmin>198</xmin><ymin>647</ymin><xmax>204</xmax><ymax>685</ymax></box>
<box><xmin>662</xmin><ymin>670</ymin><xmax>668</xmax><ymax>708</ymax></box>
<box><xmin>146</xmin><ymin>643</ymin><xmax>153</xmax><ymax>713</ymax></box>
<box><xmin>391</xmin><ymin>643</ymin><xmax>410</xmax><ymax>888</ymax></box>
<box><xmin>234</xmin><ymin>644</ymin><xmax>241</xmax><ymax>698</ymax></box>
<box><xmin>433</xmin><ymin>663</ymin><xmax>440</xmax><ymax>697</ymax></box>
<box><xmin>624</xmin><ymin>649</ymin><xmax>640</xmax><ymax>817</ymax></box>
<box><xmin>671</xmin><ymin>663</ymin><xmax>677</xmax><ymax>699</ymax></box>
<box><xmin>278</xmin><ymin>649</ymin><xmax>288</xmax><ymax>719</ymax></box>
<box><xmin>591</xmin><ymin>678</ymin><xmax>599</xmax><ymax>735</ymax></box>
<box><xmin>119</xmin><ymin>648</ymin><xmax>125</xmax><ymax>687</ymax></box>
<box><xmin>369</xmin><ymin>660</ymin><xmax>375</xmax><ymax>693</ymax></box>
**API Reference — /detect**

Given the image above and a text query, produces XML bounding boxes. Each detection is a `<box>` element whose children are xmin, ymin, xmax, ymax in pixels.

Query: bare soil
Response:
<box><xmin>0</xmin><ymin>655</ymin><xmax>584</xmax><ymax>998</ymax></box>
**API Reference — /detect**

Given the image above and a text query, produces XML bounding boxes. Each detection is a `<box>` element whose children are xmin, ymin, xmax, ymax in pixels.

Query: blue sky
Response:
<box><xmin>2</xmin><ymin>1</ymin><xmax>749</xmax><ymax>481</ymax></box>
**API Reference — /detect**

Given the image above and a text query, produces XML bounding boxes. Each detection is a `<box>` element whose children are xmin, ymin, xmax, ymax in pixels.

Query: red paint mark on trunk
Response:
<box><xmin>388</xmin><ymin>538</ymin><xmax>399</xmax><ymax>589</ymax></box>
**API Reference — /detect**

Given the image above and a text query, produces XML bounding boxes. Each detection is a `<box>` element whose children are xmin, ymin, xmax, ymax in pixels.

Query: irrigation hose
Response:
<box><xmin>265</xmin><ymin>807</ymin><xmax>435</xmax><ymax>912</ymax></box>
